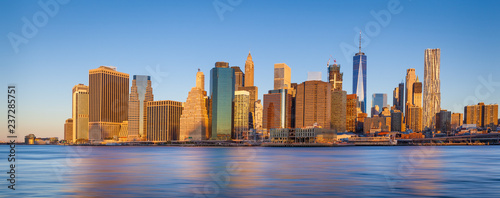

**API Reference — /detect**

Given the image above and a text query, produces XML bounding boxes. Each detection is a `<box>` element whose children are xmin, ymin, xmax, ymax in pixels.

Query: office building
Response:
<box><xmin>232</xmin><ymin>66</ymin><xmax>244</xmax><ymax>90</ymax></box>
<box><xmin>436</xmin><ymin>109</ymin><xmax>451</xmax><ymax>135</ymax></box>
<box><xmin>328</xmin><ymin>60</ymin><xmax>343</xmax><ymax>91</ymax></box>
<box><xmin>331</xmin><ymin>90</ymin><xmax>347</xmax><ymax>132</ymax></box>
<box><xmin>372</xmin><ymin>93</ymin><xmax>387</xmax><ymax>116</ymax></box>
<box><xmin>64</xmin><ymin>118</ymin><xmax>73</xmax><ymax>142</ymax></box>
<box><xmin>405</xmin><ymin>68</ymin><xmax>416</xmax><ymax>114</ymax></box>
<box><xmin>274</xmin><ymin>63</ymin><xmax>291</xmax><ymax>90</ymax></box>
<box><xmin>254</xmin><ymin>100</ymin><xmax>263</xmax><ymax>130</ymax></box>
<box><xmin>353</xmin><ymin>32</ymin><xmax>367</xmax><ymax>113</ymax></box>
<box><xmin>391</xmin><ymin>110</ymin><xmax>404</xmax><ymax>132</ymax></box>
<box><xmin>263</xmin><ymin>89</ymin><xmax>293</xmax><ymax>129</ymax></box>
<box><xmin>407</xmin><ymin>105</ymin><xmax>423</xmax><ymax>132</ymax></box>
<box><xmin>89</xmin><ymin>66</ymin><xmax>129</xmax><ymax>141</ymax></box>
<box><xmin>423</xmin><ymin>48</ymin><xmax>441</xmax><ymax>130</ymax></box>
<box><xmin>147</xmin><ymin>100</ymin><xmax>183</xmax><ymax>141</ymax></box>
<box><xmin>346</xmin><ymin>94</ymin><xmax>358</xmax><ymax>132</ymax></box>
<box><xmin>72</xmin><ymin>84</ymin><xmax>89</xmax><ymax>142</ymax></box>
<box><xmin>234</xmin><ymin>91</ymin><xmax>250</xmax><ymax>139</ymax></box>
<box><xmin>464</xmin><ymin>103</ymin><xmax>498</xmax><ymax>128</ymax></box>
<box><xmin>451</xmin><ymin>113</ymin><xmax>463</xmax><ymax>130</ymax></box>
<box><xmin>210</xmin><ymin>62</ymin><xmax>235</xmax><ymax>140</ymax></box>
<box><xmin>413</xmin><ymin>79</ymin><xmax>423</xmax><ymax>107</ymax></box>
<box><xmin>295</xmin><ymin>80</ymin><xmax>331</xmax><ymax>129</ymax></box>
<box><xmin>128</xmin><ymin>75</ymin><xmax>153</xmax><ymax>141</ymax></box>
<box><xmin>180</xmin><ymin>70</ymin><xmax>209</xmax><ymax>141</ymax></box>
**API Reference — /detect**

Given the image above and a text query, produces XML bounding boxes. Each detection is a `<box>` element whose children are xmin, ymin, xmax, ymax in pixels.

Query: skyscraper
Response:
<box><xmin>408</xmin><ymin>106</ymin><xmax>423</xmax><ymax>132</ymax></box>
<box><xmin>346</xmin><ymin>94</ymin><xmax>358</xmax><ymax>132</ymax></box>
<box><xmin>423</xmin><ymin>48</ymin><xmax>441</xmax><ymax>130</ymax></box>
<box><xmin>451</xmin><ymin>113</ymin><xmax>463</xmax><ymax>130</ymax></box>
<box><xmin>254</xmin><ymin>100</ymin><xmax>263</xmax><ymax>130</ymax></box>
<box><xmin>89</xmin><ymin>66</ymin><xmax>129</xmax><ymax>141</ymax></box>
<box><xmin>274</xmin><ymin>63</ymin><xmax>291</xmax><ymax>90</ymax></box>
<box><xmin>393</xmin><ymin>83</ymin><xmax>404</xmax><ymax>111</ymax></box>
<box><xmin>239</xmin><ymin>52</ymin><xmax>259</xmax><ymax>129</ymax></box>
<box><xmin>72</xmin><ymin>84</ymin><xmax>89</xmax><ymax>143</ymax></box>
<box><xmin>413</xmin><ymin>77</ymin><xmax>422</xmax><ymax>107</ymax></box>
<box><xmin>405</xmin><ymin>68</ymin><xmax>416</xmax><ymax>125</ymax></box>
<box><xmin>245</xmin><ymin>51</ymin><xmax>254</xmax><ymax>87</ymax></box>
<box><xmin>391</xmin><ymin>110</ymin><xmax>404</xmax><ymax>132</ymax></box>
<box><xmin>464</xmin><ymin>103</ymin><xmax>498</xmax><ymax>128</ymax></box>
<box><xmin>128</xmin><ymin>75</ymin><xmax>153</xmax><ymax>141</ymax></box>
<box><xmin>231</xmin><ymin>66</ymin><xmax>244</xmax><ymax>90</ymax></box>
<box><xmin>180</xmin><ymin>70</ymin><xmax>209</xmax><ymax>141</ymax></box>
<box><xmin>263</xmin><ymin>89</ymin><xmax>293</xmax><ymax>129</ymax></box>
<box><xmin>295</xmin><ymin>80</ymin><xmax>331</xmax><ymax>129</ymax></box>
<box><xmin>328</xmin><ymin>60</ymin><xmax>343</xmax><ymax>91</ymax></box>
<box><xmin>353</xmin><ymin>32</ymin><xmax>367</xmax><ymax>113</ymax></box>
<box><xmin>210</xmin><ymin>62</ymin><xmax>235</xmax><ymax>140</ymax></box>
<box><xmin>147</xmin><ymin>100</ymin><xmax>183</xmax><ymax>141</ymax></box>
<box><xmin>234</xmin><ymin>90</ymin><xmax>250</xmax><ymax>139</ymax></box>
<box><xmin>436</xmin><ymin>110</ymin><xmax>451</xmax><ymax>135</ymax></box>
<box><xmin>64</xmin><ymin>118</ymin><xmax>73</xmax><ymax>142</ymax></box>
<box><xmin>331</xmin><ymin>90</ymin><xmax>347</xmax><ymax>132</ymax></box>
<box><xmin>372</xmin><ymin>93</ymin><xmax>387</xmax><ymax>110</ymax></box>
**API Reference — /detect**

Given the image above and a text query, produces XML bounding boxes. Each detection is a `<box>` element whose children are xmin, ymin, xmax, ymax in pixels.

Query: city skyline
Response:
<box><xmin>1</xmin><ymin>0</ymin><xmax>500</xmax><ymax>140</ymax></box>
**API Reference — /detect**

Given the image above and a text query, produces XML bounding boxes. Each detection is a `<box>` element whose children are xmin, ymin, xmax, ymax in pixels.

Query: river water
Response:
<box><xmin>1</xmin><ymin>145</ymin><xmax>499</xmax><ymax>197</ymax></box>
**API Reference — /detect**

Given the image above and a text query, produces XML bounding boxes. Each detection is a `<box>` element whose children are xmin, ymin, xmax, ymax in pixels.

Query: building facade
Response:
<box><xmin>72</xmin><ymin>84</ymin><xmax>89</xmax><ymax>142</ymax></box>
<box><xmin>263</xmin><ymin>89</ymin><xmax>293</xmax><ymax>129</ymax></box>
<box><xmin>423</xmin><ymin>48</ymin><xmax>441</xmax><ymax>130</ymax></box>
<box><xmin>254</xmin><ymin>100</ymin><xmax>263</xmax><ymax>130</ymax></box>
<box><xmin>451</xmin><ymin>113</ymin><xmax>463</xmax><ymax>130</ymax></box>
<box><xmin>328</xmin><ymin>61</ymin><xmax>343</xmax><ymax>91</ymax></box>
<box><xmin>179</xmin><ymin>70</ymin><xmax>209</xmax><ymax>141</ymax></box>
<box><xmin>88</xmin><ymin>66</ymin><xmax>129</xmax><ymax>141</ymax></box>
<box><xmin>407</xmin><ymin>106</ymin><xmax>423</xmax><ymax>132</ymax></box>
<box><xmin>128</xmin><ymin>75</ymin><xmax>153</xmax><ymax>141</ymax></box>
<box><xmin>331</xmin><ymin>90</ymin><xmax>347</xmax><ymax>132</ymax></box>
<box><xmin>210</xmin><ymin>62</ymin><xmax>235</xmax><ymax>140</ymax></box>
<box><xmin>274</xmin><ymin>63</ymin><xmax>291</xmax><ymax>90</ymax></box>
<box><xmin>353</xmin><ymin>35</ymin><xmax>367</xmax><ymax>113</ymax></box>
<box><xmin>295</xmin><ymin>81</ymin><xmax>331</xmax><ymax>129</ymax></box>
<box><xmin>147</xmin><ymin>100</ymin><xmax>183</xmax><ymax>141</ymax></box>
<box><xmin>436</xmin><ymin>110</ymin><xmax>451</xmax><ymax>135</ymax></box>
<box><xmin>346</xmin><ymin>94</ymin><xmax>358</xmax><ymax>132</ymax></box>
<box><xmin>234</xmin><ymin>91</ymin><xmax>250</xmax><ymax>139</ymax></box>
<box><xmin>64</xmin><ymin>118</ymin><xmax>73</xmax><ymax>142</ymax></box>
<box><xmin>232</xmin><ymin>66</ymin><xmax>244</xmax><ymax>90</ymax></box>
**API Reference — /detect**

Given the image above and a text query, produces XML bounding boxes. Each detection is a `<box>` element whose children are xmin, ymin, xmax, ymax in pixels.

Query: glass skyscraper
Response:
<box><xmin>372</xmin><ymin>93</ymin><xmax>387</xmax><ymax>110</ymax></box>
<box><xmin>210</xmin><ymin>62</ymin><xmax>235</xmax><ymax>140</ymax></box>
<box><xmin>353</xmin><ymin>51</ymin><xmax>367</xmax><ymax>113</ymax></box>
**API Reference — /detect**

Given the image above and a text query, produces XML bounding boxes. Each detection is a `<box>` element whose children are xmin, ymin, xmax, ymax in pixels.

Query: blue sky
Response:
<box><xmin>1</xmin><ymin>0</ymin><xmax>499</xmax><ymax>140</ymax></box>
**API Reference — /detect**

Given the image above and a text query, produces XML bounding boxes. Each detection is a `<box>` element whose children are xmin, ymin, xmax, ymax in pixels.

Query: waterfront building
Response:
<box><xmin>274</xmin><ymin>63</ymin><xmax>291</xmax><ymax>90</ymax></box>
<box><xmin>234</xmin><ymin>90</ymin><xmax>250</xmax><ymax>139</ymax></box>
<box><xmin>353</xmin><ymin>33</ymin><xmax>367</xmax><ymax>113</ymax></box>
<box><xmin>25</xmin><ymin>134</ymin><xmax>36</xmax><ymax>145</ymax></box>
<box><xmin>147</xmin><ymin>100</ymin><xmax>183</xmax><ymax>141</ymax></box>
<box><xmin>179</xmin><ymin>70</ymin><xmax>209</xmax><ymax>141</ymax></box>
<box><xmin>331</xmin><ymin>90</ymin><xmax>347</xmax><ymax>132</ymax></box>
<box><xmin>64</xmin><ymin>118</ymin><xmax>73</xmax><ymax>142</ymax></box>
<box><xmin>436</xmin><ymin>109</ymin><xmax>451</xmax><ymax>135</ymax></box>
<box><xmin>72</xmin><ymin>84</ymin><xmax>89</xmax><ymax>142</ymax></box>
<box><xmin>295</xmin><ymin>80</ymin><xmax>331</xmax><ymax>129</ymax></box>
<box><xmin>89</xmin><ymin>66</ymin><xmax>129</xmax><ymax>141</ymax></box>
<box><xmin>407</xmin><ymin>105</ymin><xmax>423</xmax><ymax>132</ymax></box>
<box><xmin>423</xmin><ymin>48</ymin><xmax>441</xmax><ymax>130</ymax></box>
<box><xmin>328</xmin><ymin>60</ymin><xmax>343</xmax><ymax>91</ymax></box>
<box><xmin>451</xmin><ymin>113</ymin><xmax>463</xmax><ymax>130</ymax></box>
<box><xmin>128</xmin><ymin>75</ymin><xmax>153</xmax><ymax>141</ymax></box>
<box><xmin>346</xmin><ymin>94</ymin><xmax>358</xmax><ymax>132</ymax></box>
<box><xmin>356</xmin><ymin>113</ymin><xmax>368</xmax><ymax>133</ymax></box>
<box><xmin>464</xmin><ymin>103</ymin><xmax>498</xmax><ymax>128</ymax></box>
<box><xmin>270</xmin><ymin>128</ymin><xmax>337</xmax><ymax>144</ymax></box>
<box><xmin>391</xmin><ymin>110</ymin><xmax>404</xmax><ymax>132</ymax></box>
<box><xmin>363</xmin><ymin>116</ymin><xmax>391</xmax><ymax>134</ymax></box>
<box><xmin>210</xmin><ymin>62</ymin><xmax>235</xmax><ymax>140</ymax></box>
<box><xmin>263</xmin><ymin>89</ymin><xmax>293</xmax><ymax>129</ymax></box>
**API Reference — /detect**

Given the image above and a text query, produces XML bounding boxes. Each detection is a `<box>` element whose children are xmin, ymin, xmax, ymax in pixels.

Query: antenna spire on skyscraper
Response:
<box><xmin>359</xmin><ymin>31</ymin><xmax>362</xmax><ymax>54</ymax></box>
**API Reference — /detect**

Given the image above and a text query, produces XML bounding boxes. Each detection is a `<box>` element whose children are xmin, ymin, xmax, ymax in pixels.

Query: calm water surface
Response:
<box><xmin>1</xmin><ymin>145</ymin><xmax>500</xmax><ymax>197</ymax></box>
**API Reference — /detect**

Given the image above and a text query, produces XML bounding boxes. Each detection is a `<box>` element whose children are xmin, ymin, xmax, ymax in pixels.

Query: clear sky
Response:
<box><xmin>1</xmin><ymin>0</ymin><xmax>499</xmax><ymax>141</ymax></box>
